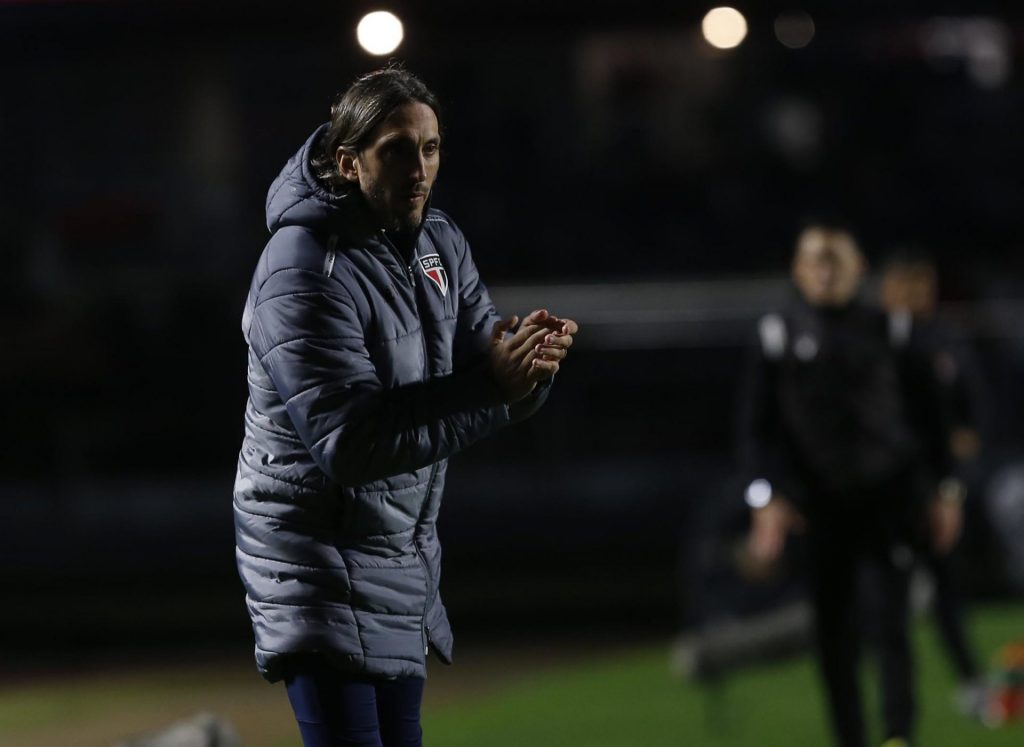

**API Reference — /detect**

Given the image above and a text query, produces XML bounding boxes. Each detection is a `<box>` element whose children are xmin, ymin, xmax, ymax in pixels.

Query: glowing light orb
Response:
<box><xmin>775</xmin><ymin>10</ymin><xmax>815</xmax><ymax>49</ymax></box>
<box><xmin>702</xmin><ymin>7</ymin><xmax>748</xmax><ymax>50</ymax></box>
<box><xmin>357</xmin><ymin>11</ymin><xmax>404</xmax><ymax>56</ymax></box>
<box><xmin>746</xmin><ymin>479</ymin><xmax>773</xmax><ymax>508</ymax></box>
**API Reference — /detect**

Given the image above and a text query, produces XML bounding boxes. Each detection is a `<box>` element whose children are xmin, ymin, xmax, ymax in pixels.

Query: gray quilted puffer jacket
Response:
<box><xmin>233</xmin><ymin>125</ymin><xmax>549</xmax><ymax>682</ymax></box>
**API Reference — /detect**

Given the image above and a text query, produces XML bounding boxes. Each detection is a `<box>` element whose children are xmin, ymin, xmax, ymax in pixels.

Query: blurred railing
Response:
<box><xmin>492</xmin><ymin>277</ymin><xmax>1024</xmax><ymax>349</ymax></box>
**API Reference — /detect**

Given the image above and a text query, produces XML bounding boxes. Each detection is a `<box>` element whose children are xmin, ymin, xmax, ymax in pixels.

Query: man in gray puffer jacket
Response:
<box><xmin>233</xmin><ymin>67</ymin><xmax>578</xmax><ymax>746</ymax></box>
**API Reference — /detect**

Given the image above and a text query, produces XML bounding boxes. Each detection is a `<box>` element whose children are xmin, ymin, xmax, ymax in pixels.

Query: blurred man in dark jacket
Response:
<box><xmin>738</xmin><ymin>223</ymin><xmax>958</xmax><ymax>747</ymax></box>
<box><xmin>880</xmin><ymin>251</ymin><xmax>987</xmax><ymax>712</ymax></box>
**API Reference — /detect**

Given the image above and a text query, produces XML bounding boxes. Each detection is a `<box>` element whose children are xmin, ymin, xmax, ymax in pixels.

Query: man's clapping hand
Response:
<box><xmin>489</xmin><ymin>309</ymin><xmax>578</xmax><ymax>402</ymax></box>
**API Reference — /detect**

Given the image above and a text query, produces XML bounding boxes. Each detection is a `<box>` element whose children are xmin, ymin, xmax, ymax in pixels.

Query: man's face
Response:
<box><xmin>791</xmin><ymin>227</ymin><xmax>865</xmax><ymax>307</ymax></box>
<box><xmin>339</xmin><ymin>101</ymin><xmax>440</xmax><ymax>232</ymax></box>
<box><xmin>880</xmin><ymin>264</ymin><xmax>938</xmax><ymax>317</ymax></box>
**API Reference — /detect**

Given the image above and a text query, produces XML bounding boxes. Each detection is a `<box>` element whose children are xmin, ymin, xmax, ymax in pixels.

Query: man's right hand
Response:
<box><xmin>489</xmin><ymin>309</ymin><xmax>563</xmax><ymax>402</ymax></box>
<box><xmin>747</xmin><ymin>496</ymin><xmax>804</xmax><ymax>566</ymax></box>
<box><xmin>929</xmin><ymin>497</ymin><xmax>964</xmax><ymax>556</ymax></box>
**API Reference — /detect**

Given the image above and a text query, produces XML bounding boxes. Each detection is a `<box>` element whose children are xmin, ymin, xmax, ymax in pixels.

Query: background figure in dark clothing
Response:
<box><xmin>738</xmin><ymin>224</ymin><xmax>957</xmax><ymax>747</ymax></box>
<box><xmin>880</xmin><ymin>252</ymin><xmax>987</xmax><ymax>711</ymax></box>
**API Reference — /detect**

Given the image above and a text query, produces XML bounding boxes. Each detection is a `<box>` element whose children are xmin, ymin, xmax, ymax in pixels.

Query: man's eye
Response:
<box><xmin>423</xmin><ymin>143</ymin><xmax>439</xmax><ymax>156</ymax></box>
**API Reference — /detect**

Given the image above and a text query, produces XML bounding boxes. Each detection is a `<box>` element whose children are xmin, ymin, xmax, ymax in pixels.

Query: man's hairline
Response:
<box><xmin>343</xmin><ymin>106</ymin><xmax>442</xmax><ymax>158</ymax></box>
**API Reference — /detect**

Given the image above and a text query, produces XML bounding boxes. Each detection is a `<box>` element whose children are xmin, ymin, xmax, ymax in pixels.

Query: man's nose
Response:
<box><xmin>409</xmin><ymin>153</ymin><xmax>427</xmax><ymax>181</ymax></box>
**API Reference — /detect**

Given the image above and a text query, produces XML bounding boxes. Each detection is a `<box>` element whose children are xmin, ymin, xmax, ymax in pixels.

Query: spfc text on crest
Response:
<box><xmin>418</xmin><ymin>253</ymin><xmax>448</xmax><ymax>297</ymax></box>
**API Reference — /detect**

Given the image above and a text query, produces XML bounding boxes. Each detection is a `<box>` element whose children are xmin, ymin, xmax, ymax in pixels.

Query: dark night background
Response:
<box><xmin>3</xmin><ymin>0</ymin><xmax>1023</xmax><ymax>696</ymax></box>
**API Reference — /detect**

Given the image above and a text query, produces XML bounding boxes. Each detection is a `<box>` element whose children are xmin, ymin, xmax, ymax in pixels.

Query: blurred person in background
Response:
<box><xmin>737</xmin><ymin>222</ymin><xmax>959</xmax><ymax>747</ymax></box>
<box><xmin>233</xmin><ymin>67</ymin><xmax>578</xmax><ymax>747</ymax></box>
<box><xmin>880</xmin><ymin>250</ymin><xmax>988</xmax><ymax>713</ymax></box>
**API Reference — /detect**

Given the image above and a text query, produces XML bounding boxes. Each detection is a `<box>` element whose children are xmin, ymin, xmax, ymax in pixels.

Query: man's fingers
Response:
<box><xmin>514</xmin><ymin>310</ymin><xmax>578</xmax><ymax>338</ymax></box>
<box><xmin>542</xmin><ymin>333</ymin><xmax>574</xmax><ymax>350</ymax></box>
<box><xmin>526</xmin><ymin>310</ymin><xmax>567</xmax><ymax>333</ymax></box>
<box><xmin>929</xmin><ymin>503</ymin><xmax>963</xmax><ymax>556</ymax></box>
<box><xmin>491</xmin><ymin>315</ymin><xmax>519</xmax><ymax>343</ymax></box>
<box><xmin>521</xmin><ymin>309</ymin><xmax>550</xmax><ymax>327</ymax></box>
<box><xmin>558</xmin><ymin>319</ymin><xmax>579</xmax><ymax>336</ymax></box>
<box><xmin>506</xmin><ymin>323</ymin><xmax>546</xmax><ymax>348</ymax></box>
<box><xmin>747</xmin><ymin>534</ymin><xmax>765</xmax><ymax>563</ymax></box>
<box><xmin>534</xmin><ymin>346</ymin><xmax>567</xmax><ymax>361</ymax></box>
<box><xmin>749</xmin><ymin>517</ymin><xmax>786</xmax><ymax>565</ymax></box>
<box><xmin>751</xmin><ymin>533</ymin><xmax>781</xmax><ymax>565</ymax></box>
<box><xmin>528</xmin><ymin>358</ymin><xmax>559</xmax><ymax>381</ymax></box>
<box><xmin>512</xmin><ymin>328</ymin><xmax>553</xmax><ymax>361</ymax></box>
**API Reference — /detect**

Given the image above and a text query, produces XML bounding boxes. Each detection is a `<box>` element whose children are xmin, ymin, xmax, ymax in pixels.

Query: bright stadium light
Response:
<box><xmin>774</xmin><ymin>10</ymin><xmax>815</xmax><ymax>49</ymax></box>
<box><xmin>357</xmin><ymin>11</ymin><xmax>404</xmax><ymax>56</ymax></box>
<box><xmin>745</xmin><ymin>479</ymin><xmax>773</xmax><ymax>509</ymax></box>
<box><xmin>702</xmin><ymin>7</ymin><xmax>748</xmax><ymax>50</ymax></box>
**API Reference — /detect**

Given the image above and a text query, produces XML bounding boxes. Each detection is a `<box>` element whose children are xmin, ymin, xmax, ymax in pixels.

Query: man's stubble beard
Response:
<box><xmin>394</xmin><ymin>208</ymin><xmax>423</xmax><ymax>233</ymax></box>
<box><xmin>364</xmin><ymin>184</ymin><xmax>424</xmax><ymax>233</ymax></box>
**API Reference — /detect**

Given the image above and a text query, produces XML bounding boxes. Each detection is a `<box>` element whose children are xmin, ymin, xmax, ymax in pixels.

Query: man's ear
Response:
<box><xmin>336</xmin><ymin>147</ymin><xmax>360</xmax><ymax>183</ymax></box>
<box><xmin>854</xmin><ymin>252</ymin><xmax>868</xmax><ymax>279</ymax></box>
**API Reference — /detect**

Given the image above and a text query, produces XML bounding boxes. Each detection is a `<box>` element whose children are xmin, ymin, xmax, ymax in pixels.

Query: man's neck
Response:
<box><xmin>385</xmin><ymin>225</ymin><xmax>419</xmax><ymax>264</ymax></box>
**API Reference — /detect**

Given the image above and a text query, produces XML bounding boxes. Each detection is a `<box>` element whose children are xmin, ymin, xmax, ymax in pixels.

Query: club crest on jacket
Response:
<box><xmin>419</xmin><ymin>254</ymin><xmax>448</xmax><ymax>297</ymax></box>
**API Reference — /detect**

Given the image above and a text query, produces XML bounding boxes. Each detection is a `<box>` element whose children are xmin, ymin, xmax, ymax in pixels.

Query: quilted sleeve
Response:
<box><xmin>249</xmin><ymin>265</ymin><xmax>511</xmax><ymax>487</ymax></box>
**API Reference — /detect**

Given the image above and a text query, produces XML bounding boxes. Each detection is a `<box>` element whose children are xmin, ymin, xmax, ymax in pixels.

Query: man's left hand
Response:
<box><xmin>929</xmin><ymin>498</ymin><xmax>963</xmax><ymax>556</ymax></box>
<box><xmin>527</xmin><ymin>314</ymin><xmax>578</xmax><ymax>381</ymax></box>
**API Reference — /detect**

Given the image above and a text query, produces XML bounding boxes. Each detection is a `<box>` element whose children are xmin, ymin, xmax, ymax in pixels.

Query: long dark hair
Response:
<box><xmin>311</xmin><ymin>66</ymin><xmax>442</xmax><ymax>195</ymax></box>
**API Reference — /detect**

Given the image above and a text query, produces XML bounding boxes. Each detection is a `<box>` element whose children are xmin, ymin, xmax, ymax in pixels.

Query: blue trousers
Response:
<box><xmin>284</xmin><ymin>658</ymin><xmax>425</xmax><ymax>747</ymax></box>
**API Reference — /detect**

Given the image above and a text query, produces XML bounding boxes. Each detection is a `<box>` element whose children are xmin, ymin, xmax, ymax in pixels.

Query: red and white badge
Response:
<box><xmin>418</xmin><ymin>253</ymin><xmax>448</xmax><ymax>297</ymax></box>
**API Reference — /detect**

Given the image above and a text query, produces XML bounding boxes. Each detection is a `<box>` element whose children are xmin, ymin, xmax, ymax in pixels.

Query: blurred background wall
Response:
<box><xmin>3</xmin><ymin>0</ymin><xmax>1023</xmax><ymax>681</ymax></box>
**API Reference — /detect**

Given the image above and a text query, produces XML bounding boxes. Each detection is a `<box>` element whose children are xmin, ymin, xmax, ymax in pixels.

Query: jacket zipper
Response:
<box><xmin>380</xmin><ymin>229</ymin><xmax>436</xmax><ymax>659</ymax></box>
<box><xmin>379</xmin><ymin>228</ymin><xmax>431</xmax><ymax>384</ymax></box>
<box><xmin>413</xmin><ymin>462</ymin><xmax>439</xmax><ymax>658</ymax></box>
<box><xmin>379</xmin><ymin>229</ymin><xmax>418</xmax><ymax>286</ymax></box>
<box><xmin>379</xmin><ymin>228</ymin><xmax>431</xmax><ymax>385</ymax></box>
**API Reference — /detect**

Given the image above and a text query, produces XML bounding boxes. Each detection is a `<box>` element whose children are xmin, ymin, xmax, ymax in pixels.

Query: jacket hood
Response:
<box><xmin>265</xmin><ymin>123</ymin><xmax>354</xmax><ymax>233</ymax></box>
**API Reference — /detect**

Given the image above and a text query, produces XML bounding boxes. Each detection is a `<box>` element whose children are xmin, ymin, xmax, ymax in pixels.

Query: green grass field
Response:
<box><xmin>2</xmin><ymin>605</ymin><xmax>1021</xmax><ymax>747</ymax></box>
<box><xmin>425</xmin><ymin>604</ymin><xmax>1023</xmax><ymax>746</ymax></box>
